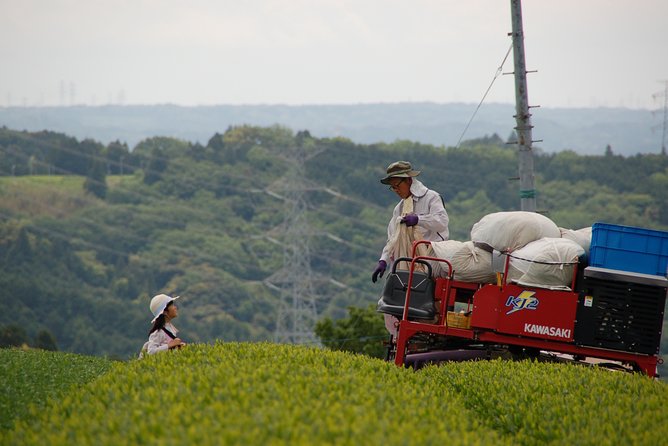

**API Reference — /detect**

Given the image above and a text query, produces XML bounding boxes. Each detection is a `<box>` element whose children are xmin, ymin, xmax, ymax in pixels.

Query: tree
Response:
<box><xmin>315</xmin><ymin>305</ymin><xmax>388</xmax><ymax>359</ymax></box>
<box><xmin>34</xmin><ymin>329</ymin><xmax>58</xmax><ymax>351</ymax></box>
<box><xmin>104</xmin><ymin>140</ymin><xmax>131</xmax><ymax>175</ymax></box>
<box><xmin>0</xmin><ymin>324</ymin><xmax>28</xmax><ymax>348</ymax></box>
<box><xmin>143</xmin><ymin>146</ymin><xmax>168</xmax><ymax>185</ymax></box>
<box><xmin>84</xmin><ymin>158</ymin><xmax>107</xmax><ymax>199</ymax></box>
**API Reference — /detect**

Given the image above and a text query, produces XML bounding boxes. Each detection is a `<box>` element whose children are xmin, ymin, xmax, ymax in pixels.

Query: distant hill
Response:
<box><xmin>0</xmin><ymin>103</ymin><xmax>661</xmax><ymax>156</ymax></box>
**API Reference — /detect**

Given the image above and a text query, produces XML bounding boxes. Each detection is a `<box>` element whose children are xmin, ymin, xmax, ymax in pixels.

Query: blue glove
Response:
<box><xmin>372</xmin><ymin>260</ymin><xmax>387</xmax><ymax>283</ymax></box>
<box><xmin>401</xmin><ymin>213</ymin><xmax>418</xmax><ymax>227</ymax></box>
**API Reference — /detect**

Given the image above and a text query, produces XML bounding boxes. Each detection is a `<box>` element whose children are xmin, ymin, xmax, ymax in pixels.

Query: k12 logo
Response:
<box><xmin>505</xmin><ymin>291</ymin><xmax>539</xmax><ymax>315</ymax></box>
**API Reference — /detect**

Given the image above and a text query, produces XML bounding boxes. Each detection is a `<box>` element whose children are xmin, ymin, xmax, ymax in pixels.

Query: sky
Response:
<box><xmin>1</xmin><ymin>0</ymin><xmax>667</xmax><ymax>110</ymax></box>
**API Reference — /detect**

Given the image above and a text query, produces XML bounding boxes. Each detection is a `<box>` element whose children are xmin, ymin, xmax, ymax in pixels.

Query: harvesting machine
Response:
<box><xmin>378</xmin><ymin>224</ymin><xmax>668</xmax><ymax>377</ymax></box>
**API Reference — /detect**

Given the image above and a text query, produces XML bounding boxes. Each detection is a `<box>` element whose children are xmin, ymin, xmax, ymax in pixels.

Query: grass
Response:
<box><xmin>0</xmin><ymin>174</ymin><xmax>86</xmax><ymax>191</ymax></box>
<box><xmin>0</xmin><ymin>174</ymin><xmax>140</xmax><ymax>218</ymax></box>
<box><xmin>2</xmin><ymin>343</ymin><xmax>667</xmax><ymax>445</ymax></box>
<box><xmin>0</xmin><ymin>175</ymin><xmax>94</xmax><ymax>218</ymax></box>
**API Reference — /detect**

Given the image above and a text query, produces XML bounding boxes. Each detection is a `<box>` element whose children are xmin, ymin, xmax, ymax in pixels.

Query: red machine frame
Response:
<box><xmin>392</xmin><ymin>241</ymin><xmax>661</xmax><ymax>377</ymax></box>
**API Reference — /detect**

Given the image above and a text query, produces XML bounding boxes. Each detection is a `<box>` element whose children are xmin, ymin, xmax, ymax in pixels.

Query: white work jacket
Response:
<box><xmin>146</xmin><ymin>322</ymin><xmax>179</xmax><ymax>355</ymax></box>
<box><xmin>380</xmin><ymin>179</ymin><xmax>449</xmax><ymax>264</ymax></box>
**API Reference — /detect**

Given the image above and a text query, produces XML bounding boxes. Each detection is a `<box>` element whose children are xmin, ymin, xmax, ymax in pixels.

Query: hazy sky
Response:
<box><xmin>2</xmin><ymin>0</ymin><xmax>667</xmax><ymax>109</ymax></box>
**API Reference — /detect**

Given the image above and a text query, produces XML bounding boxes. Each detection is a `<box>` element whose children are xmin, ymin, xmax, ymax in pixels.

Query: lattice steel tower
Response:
<box><xmin>273</xmin><ymin>138</ymin><xmax>319</xmax><ymax>344</ymax></box>
<box><xmin>652</xmin><ymin>81</ymin><xmax>668</xmax><ymax>155</ymax></box>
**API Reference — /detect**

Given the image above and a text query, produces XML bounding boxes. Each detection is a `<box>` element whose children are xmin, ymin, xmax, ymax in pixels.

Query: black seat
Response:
<box><xmin>377</xmin><ymin>257</ymin><xmax>436</xmax><ymax>320</ymax></box>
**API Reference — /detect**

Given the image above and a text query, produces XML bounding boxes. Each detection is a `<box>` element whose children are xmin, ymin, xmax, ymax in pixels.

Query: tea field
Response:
<box><xmin>1</xmin><ymin>343</ymin><xmax>667</xmax><ymax>445</ymax></box>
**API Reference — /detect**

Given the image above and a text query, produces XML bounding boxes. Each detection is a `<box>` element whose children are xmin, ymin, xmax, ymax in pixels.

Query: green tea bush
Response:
<box><xmin>4</xmin><ymin>344</ymin><xmax>667</xmax><ymax>445</ymax></box>
<box><xmin>3</xmin><ymin>342</ymin><xmax>504</xmax><ymax>446</ymax></box>
<box><xmin>0</xmin><ymin>348</ymin><xmax>113</xmax><ymax>430</ymax></box>
<box><xmin>422</xmin><ymin>358</ymin><xmax>668</xmax><ymax>445</ymax></box>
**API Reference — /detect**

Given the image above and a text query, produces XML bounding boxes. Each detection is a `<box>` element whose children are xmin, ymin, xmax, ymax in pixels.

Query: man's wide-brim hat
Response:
<box><xmin>150</xmin><ymin>294</ymin><xmax>180</xmax><ymax>323</ymax></box>
<box><xmin>380</xmin><ymin>161</ymin><xmax>421</xmax><ymax>184</ymax></box>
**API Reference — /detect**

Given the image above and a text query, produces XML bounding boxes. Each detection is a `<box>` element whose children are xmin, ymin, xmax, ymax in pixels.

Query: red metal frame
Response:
<box><xmin>393</xmin><ymin>240</ymin><xmax>660</xmax><ymax>377</ymax></box>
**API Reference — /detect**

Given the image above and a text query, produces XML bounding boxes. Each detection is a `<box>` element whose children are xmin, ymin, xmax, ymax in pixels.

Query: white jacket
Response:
<box><xmin>380</xmin><ymin>179</ymin><xmax>449</xmax><ymax>264</ymax></box>
<box><xmin>146</xmin><ymin>322</ymin><xmax>179</xmax><ymax>355</ymax></box>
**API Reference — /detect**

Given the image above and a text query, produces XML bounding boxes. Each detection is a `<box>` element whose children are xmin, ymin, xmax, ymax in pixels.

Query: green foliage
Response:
<box><xmin>83</xmin><ymin>158</ymin><xmax>107</xmax><ymax>199</ymax></box>
<box><xmin>0</xmin><ymin>325</ymin><xmax>28</xmax><ymax>347</ymax></box>
<box><xmin>1</xmin><ymin>126</ymin><xmax>667</xmax><ymax>363</ymax></box>
<box><xmin>0</xmin><ymin>348</ymin><xmax>112</xmax><ymax>431</ymax></box>
<box><xmin>422</xmin><ymin>359</ymin><xmax>668</xmax><ymax>445</ymax></box>
<box><xmin>0</xmin><ymin>325</ymin><xmax>58</xmax><ymax>351</ymax></box>
<box><xmin>458</xmin><ymin>133</ymin><xmax>506</xmax><ymax>148</ymax></box>
<box><xmin>3</xmin><ymin>344</ymin><xmax>668</xmax><ymax>445</ymax></box>
<box><xmin>33</xmin><ymin>330</ymin><xmax>58</xmax><ymax>351</ymax></box>
<box><xmin>102</xmin><ymin>140</ymin><xmax>132</xmax><ymax>175</ymax></box>
<box><xmin>2</xmin><ymin>343</ymin><xmax>502</xmax><ymax>445</ymax></box>
<box><xmin>315</xmin><ymin>304</ymin><xmax>388</xmax><ymax>358</ymax></box>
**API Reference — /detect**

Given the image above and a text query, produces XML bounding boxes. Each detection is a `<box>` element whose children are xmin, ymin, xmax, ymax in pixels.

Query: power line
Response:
<box><xmin>0</xmin><ymin>155</ymin><xmax>383</xmax><ymax>281</ymax></box>
<box><xmin>1</xmin><ymin>141</ymin><xmax>385</xmax><ymax>317</ymax></box>
<box><xmin>455</xmin><ymin>42</ymin><xmax>513</xmax><ymax>149</ymax></box>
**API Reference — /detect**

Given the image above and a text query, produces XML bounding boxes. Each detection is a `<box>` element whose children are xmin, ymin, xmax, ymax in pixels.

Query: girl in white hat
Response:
<box><xmin>144</xmin><ymin>293</ymin><xmax>186</xmax><ymax>355</ymax></box>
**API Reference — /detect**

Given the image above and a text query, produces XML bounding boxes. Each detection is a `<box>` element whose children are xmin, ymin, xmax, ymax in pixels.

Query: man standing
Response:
<box><xmin>372</xmin><ymin>160</ymin><xmax>449</xmax><ymax>337</ymax></box>
<box><xmin>372</xmin><ymin>161</ymin><xmax>449</xmax><ymax>283</ymax></box>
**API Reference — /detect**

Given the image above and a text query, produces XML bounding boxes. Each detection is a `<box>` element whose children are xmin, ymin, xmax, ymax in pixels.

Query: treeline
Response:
<box><xmin>0</xmin><ymin>126</ymin><xmax>666</xmax><ymax>359</ymax></box>
<box><xmin>0</xmin><ymin>324</ymin><xmax>57</xmax><ymax>351</ymax></box>
<box><xmin>2</xmin><ymin>126</ymin><xmax>667</xmax><ymax>229</ymax></box>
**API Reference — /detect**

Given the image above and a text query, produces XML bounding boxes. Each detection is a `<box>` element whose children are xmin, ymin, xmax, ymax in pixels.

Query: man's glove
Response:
<box><xmin>401</xmin><ymin>213</ymin><xmax>418</xmax><ymax>227</ymax></box>
<box><xmin>372</xmin><ymin>260</ymin><xmax>387</xmax><ymax>283</ymax></box>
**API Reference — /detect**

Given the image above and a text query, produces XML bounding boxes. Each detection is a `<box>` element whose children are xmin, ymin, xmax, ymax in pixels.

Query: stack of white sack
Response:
<box><xmin>422</xmin><ymin>212</ymin><xmax>592</xmax><ymax>289</ymax></box>
<box><xmin>470</xmin><ymin>211</ymin><xmax>561</xmax><ymax>252</ymax></box>
<box><xmin>559</xmin><ymin>226</ymin><xmax>593</xmax><ymax>258</ymax></box>
<box><xmin>506</xmin><ymin>237</ymin><xmax>586</xmax><ymax>290</ymax></box>
<box><xmin>429</xmin><ymin>240</ymin><xmax>498</xmax><ymax>283</ymax></box>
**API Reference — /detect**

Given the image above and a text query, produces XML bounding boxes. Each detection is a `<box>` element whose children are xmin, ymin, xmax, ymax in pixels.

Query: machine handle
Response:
<box><xmin>391</xmin><ymin>256</ymin><xmax>433</xmax><ymax>279</ymax></box>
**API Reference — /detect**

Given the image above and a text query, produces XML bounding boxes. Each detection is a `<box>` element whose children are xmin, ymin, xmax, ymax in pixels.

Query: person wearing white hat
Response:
<box><xmin>145</xmin><ymin>293</ymin><xmax>186</xmax><ymax>355</ymax></box>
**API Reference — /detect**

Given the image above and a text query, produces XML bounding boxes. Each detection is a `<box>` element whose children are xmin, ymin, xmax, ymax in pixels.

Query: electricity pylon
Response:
<box><xmin>271</xmin><ymin>137</ymin><xmax>319</xmax><ymax>345</ymax></box>
<box><xmin>652</xmin><ymin>81</ymin><xmax>668</xmax><ymax>155</ymax></box>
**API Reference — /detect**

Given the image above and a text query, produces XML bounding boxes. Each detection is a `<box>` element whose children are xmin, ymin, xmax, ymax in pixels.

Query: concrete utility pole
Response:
<box><xmin>510</xmin><ymin>0</ymin><xmax>537</xmax><ymax>212</ymax></box>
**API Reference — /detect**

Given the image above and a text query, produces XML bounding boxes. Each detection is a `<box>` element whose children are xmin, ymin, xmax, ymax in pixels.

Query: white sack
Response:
<box><xmin>559</xmin><ymin>226</ymin><xmax>592</xmax><ymax>257</ymax></box>
<box><xmin>470</xmin><ymin>211</ymin><xmax>561</xmax><ymax>252</ymax></box>
<box><xmin>430</xmin><ymin>240</ymin><xmax>497</xmax><ymax>283</ymax></box>
<box><xmin>507</xmin><ymin>237</ymin><xmax>585</xmax><ymax>290</ymax></box>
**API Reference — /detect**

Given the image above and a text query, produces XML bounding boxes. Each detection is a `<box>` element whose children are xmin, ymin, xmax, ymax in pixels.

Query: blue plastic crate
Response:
<box><xmin>589</xmin><ymin>222</ymin><xmax>668</xmax><ymax>277</ymax></box>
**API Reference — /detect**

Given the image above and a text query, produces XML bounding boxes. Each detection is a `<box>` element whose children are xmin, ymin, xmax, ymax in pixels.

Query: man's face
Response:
<box><xmin>387</xmin><ymin>177</ymin><xmax>411</xmax><ymax>199</ymax></box>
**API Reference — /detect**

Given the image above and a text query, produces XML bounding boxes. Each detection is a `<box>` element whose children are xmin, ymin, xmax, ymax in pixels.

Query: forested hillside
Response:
<box><xmin>1</xmin><ymin>126</ymin><xmax>667</xmax><ymax>359</ymax></box>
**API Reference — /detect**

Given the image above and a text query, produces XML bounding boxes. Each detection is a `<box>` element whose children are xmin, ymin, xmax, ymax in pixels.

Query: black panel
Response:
<box><xmin>575</xmin><ymin>275</ymin><xmax>666</xmax><ymax>354</ymax></box>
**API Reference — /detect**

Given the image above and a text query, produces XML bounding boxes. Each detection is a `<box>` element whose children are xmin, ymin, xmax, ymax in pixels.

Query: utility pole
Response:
<box><xmin>510</xmin><ymin>0</ymin><xmax>537</xmax><ymax>212</ymax></box>
<box><xmin>652</xmin><ymin>80</ymin><xmax>668</xmax><ymax>155</ymax></box>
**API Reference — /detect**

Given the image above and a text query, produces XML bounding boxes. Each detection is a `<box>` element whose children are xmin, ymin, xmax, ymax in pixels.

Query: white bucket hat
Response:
<box><xmin>150</xmin><ymin>294</ymin><xmax>180</xmax><ymax>323</ymax></box>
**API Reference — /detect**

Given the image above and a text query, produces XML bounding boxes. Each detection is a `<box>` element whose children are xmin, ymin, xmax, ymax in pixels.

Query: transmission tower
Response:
<box><xmin>652</xmin><ymin>80</ymin><xmax>668</xmax><ymax>155</ymax></box>
<box><xmin>272</xmin><ymin>138</ymin><xmax>319</xmax><ymax>345</ymax></box>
